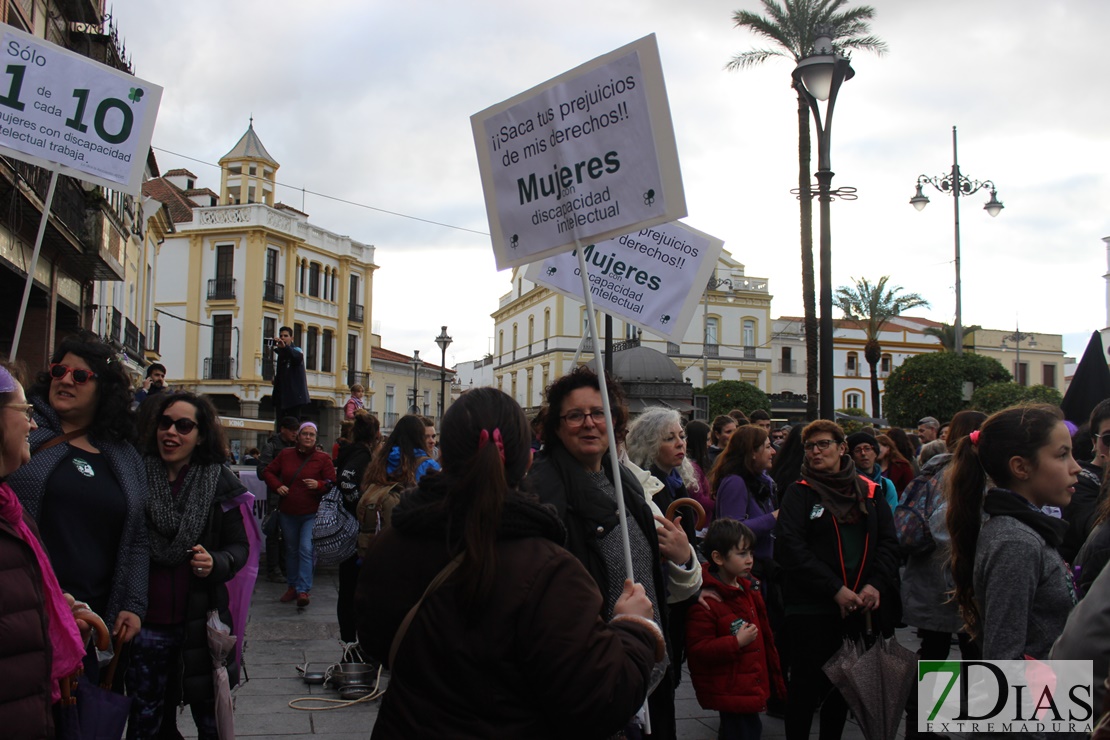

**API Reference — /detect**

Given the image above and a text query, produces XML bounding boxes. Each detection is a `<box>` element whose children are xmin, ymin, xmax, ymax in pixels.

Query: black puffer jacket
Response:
<box><xmin>0</xmin><ymin>509</ymin><xmax>52</xmax><ymax>739</ymax></box>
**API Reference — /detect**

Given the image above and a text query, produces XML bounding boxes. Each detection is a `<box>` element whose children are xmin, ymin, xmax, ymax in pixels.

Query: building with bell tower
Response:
<box><xmin>146</xmin><ymin>121</ymin><xmax>377</xmax><ymax>453</ymax></box>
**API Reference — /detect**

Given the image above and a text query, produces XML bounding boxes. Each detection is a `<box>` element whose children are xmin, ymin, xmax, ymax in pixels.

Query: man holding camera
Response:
<box><xmin>272</xmin><ymin>326</ymin><xmax>310</xmax><ymax>427</ymax></box>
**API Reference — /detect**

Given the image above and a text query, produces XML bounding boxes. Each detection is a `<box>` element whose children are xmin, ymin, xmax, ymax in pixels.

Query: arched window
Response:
<box><xmin>705</xmin><ymin>317</ymin><xmax>719</xmax><ymax>345</ymax></box>
<box><xmin>742</xmin><ymin>319</ymin><xmax>755</xmax><ymax>347</ymax></box>
<box><xmin>544</xmin><ymin>308</ymin><xmax>551</xmax><ymax>338</ymax></box>
<box><xmin>845</xmin><ymin>391</ymin><xmax>863</xmax><ymax>409</ymax></box>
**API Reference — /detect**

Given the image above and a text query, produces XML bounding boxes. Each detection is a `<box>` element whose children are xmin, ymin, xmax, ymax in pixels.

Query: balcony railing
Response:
<box><xmin>779</xmin><ymin>359</ymin><xmax>798</xmax><ymax>374</ymax></box>
<box><xmin>667</xmin><ymin>342</ymin><xmax>680</xmax><ymax>356</ymax></box>
<box><xmin>703</xmin><ymin>343</ymin><xmax>719</xmax><ymax>358</ymax></box>
<box><xmin>146</xmin><ymin>320</ymin><xmax>161</xmax><ymax>354</ymax></box>
<box><xmin>741</xmin><ymin>346</ymin><xmax>757</xmax><ymax>359</ymax></box>
<box><xmin>124</xmin><ymin>319</ymin><xmax>139</xmax><ymax>354</ymax></box>
<box><xmin>845</xmin><ymin>366</ymin><xmax>861</xmax><ymax>377</ymax></box>
<box><xmin>348</xmin><ymin>303</ymin><xmax>364</xmax><ymax>323</ymax></box>
<box><xmin>382</xmin><ymin>411</ymin><xmax>399</xmax><ymax>429</ymax></box>
<box><xmin>347</xmin><ymin>370</ymin><xmax>370</xmax><ymax>388</ymax></box>
<box><xmin>263</xmin><ymin>280</ymin><xmax>284</xmax><ymax>304</ymax></box>
<box><xmin>207</xmin><ymin>277</ymin><xmax>236</xmax><ymax>300</ymax></box>
<box><xmin>11</xmin><ymin>159</ymin><xmax>90</xmax><ymax>241</ymax></box>
<box><xmin>204</xmin><ymin>357</ymin><xmax>235</xmax><ymax>380</ymax></box>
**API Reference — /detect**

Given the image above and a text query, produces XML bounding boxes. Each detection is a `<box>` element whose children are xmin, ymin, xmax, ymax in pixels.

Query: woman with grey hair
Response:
<box><xmin>625</xmin><ymin>407</ymin><xmax>702</xmax><ymax>685</ymax></box>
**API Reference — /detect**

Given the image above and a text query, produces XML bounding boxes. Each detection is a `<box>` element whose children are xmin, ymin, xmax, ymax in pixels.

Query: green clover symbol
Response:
<box><xmin>128</xmin><ymin>87</ymin><xmax>144</xmax><ymax>103</ymax></box>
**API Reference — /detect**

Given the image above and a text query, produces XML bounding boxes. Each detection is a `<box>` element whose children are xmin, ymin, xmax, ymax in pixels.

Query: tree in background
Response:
<box><xmin>728</xmin><ymin>0</ymin><xmax>886</xmax><ymax>420</ymax></box>
<box><xmin>970</xmin><ymin>382</ymin><xmax>1063</xmax><ymax>414</ymax></box>
<box><xmin>883</xmin><ymin>352</ymin><xmax>1010</xmax><ymax>427</ymax></box>
<box><xmin>698</xmin><ymin>380</ymin><xmax>771</xmax><ymax>419</ymax></box>
<box><xmin>833</xmin><ymin>276</ymin><xmax>928</xmax><ymax>419</ymax></box>
<box><xmin>923</xmin><ymin>322</ymin><xmax>983</xmax><ymax>352</ymax></box>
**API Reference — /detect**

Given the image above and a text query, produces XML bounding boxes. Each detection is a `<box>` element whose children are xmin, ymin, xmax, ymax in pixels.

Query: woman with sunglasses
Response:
<box><xmin>7</xmin><ymin>333</ymin><xmax>148</xmax><ymax>680</ymax></box>
<box><xmin>123</xmin><ymin>391</ymin><xmax>248</xmax><ymax>739</ymax></box>
<box><xmin>773</xmin><ymin>420</ymin><xmax>899</xmax><ymax>740</ymax></box>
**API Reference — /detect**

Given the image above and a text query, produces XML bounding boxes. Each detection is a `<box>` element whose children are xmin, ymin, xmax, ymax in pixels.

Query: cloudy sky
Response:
<box><xmin>110</xmin><ymin>0</ymin><xmax>1110</xmax><ymax>366</ymax></box>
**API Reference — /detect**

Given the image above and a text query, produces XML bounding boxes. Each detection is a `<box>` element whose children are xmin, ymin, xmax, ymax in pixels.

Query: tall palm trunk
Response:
<box><xmin>797</xmin><ymin>88</ymin><xmax>818</xmax><ymax>420</ymax></box>
<box><xmin>865</xmin><ymin>339</ymin><xmax>882</xmax><ymax>418</ymax></box>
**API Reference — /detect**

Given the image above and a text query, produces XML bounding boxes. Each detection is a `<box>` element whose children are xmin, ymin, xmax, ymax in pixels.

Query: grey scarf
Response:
<box><xmin>145</xmin><ymin>457</ymin><xmax>221</xmax><ymax>566</ymax></box>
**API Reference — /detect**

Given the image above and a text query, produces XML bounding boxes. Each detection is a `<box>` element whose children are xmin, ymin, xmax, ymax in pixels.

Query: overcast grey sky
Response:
<box><xmin>110</xmin><ymin>0</ymin><xmax>1110</xmax><ymax>365</ymax></box>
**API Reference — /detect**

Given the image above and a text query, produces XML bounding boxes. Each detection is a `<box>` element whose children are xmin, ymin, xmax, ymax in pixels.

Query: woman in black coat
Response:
<box><xmin>774</xmin><ymin>420</ymin><xmax>899</xmax><ymax>740</ymax></box>
<box><xmin>125</xmin><ymin>392</ymin><xmax>249</xmax><ymax>740</ymax></box>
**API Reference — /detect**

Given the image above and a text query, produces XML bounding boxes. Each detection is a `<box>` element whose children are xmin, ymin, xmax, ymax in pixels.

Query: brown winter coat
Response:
<box><xmin>0</xmin><ymin>513</ymin><xmax>53</xmax><ymax>739</ymax></box>
<box><xmin>356</xmin><ymin>482</ymin><xmax>659</xmax><ymax>739</ymax></box>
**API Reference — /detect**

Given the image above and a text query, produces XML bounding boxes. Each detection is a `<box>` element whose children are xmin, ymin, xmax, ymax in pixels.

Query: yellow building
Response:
<box><xmin>147</xmin><ymin>123</ymin><xmax>377</xmax><ymax>449</ymax></box>
<box><xmin>966</xmin><ymin>328</ymin><xmax>1065</xmax><ymax>389</ymax></box>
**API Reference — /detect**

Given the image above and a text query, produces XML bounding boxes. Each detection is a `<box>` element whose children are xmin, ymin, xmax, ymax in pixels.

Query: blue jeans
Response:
<box><xmin>279</xmin><ymin>512</ymin><xmax>316</xmax><ymax>593</ymax></box>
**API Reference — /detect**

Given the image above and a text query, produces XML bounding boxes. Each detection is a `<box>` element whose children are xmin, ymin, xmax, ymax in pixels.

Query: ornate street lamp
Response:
<box><xmin>435</xmin><ymin>325</ymin><xmax>452</xmax><ymax>420</ymax></box>
<box><xmin>1000</xmin><ymin>326</ymin><xmax>1036</xmax><ymax>386</ymax></box>
<box><xmin>410</xmin><ymin>350</ymin><xmax>422</xmax><ymax>413</ymax></box>
<box><xmin>793</xmin><ymin>29</ymin><xmax>856</xmax><ymax>420</ymax></box>
<box><xmin>910</xmin><ymin>126</ymin><xmax>1003</xmax><ymax>355</ymax></box>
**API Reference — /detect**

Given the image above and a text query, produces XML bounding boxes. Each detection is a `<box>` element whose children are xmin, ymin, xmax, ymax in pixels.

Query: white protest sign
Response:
<box><xmin>472</xmin><ymin>34</ymin><xmax>685</xmax><ymax>271</ymax></box>
<box><xmin>525</xmin><ymin>221</ymin><xmax>724</xmax><ymax>342</ymax></box>
<box><xmin>0</xmin><ymin>25</ymin><xmax>162</xmax><ymax>194</ymax></box>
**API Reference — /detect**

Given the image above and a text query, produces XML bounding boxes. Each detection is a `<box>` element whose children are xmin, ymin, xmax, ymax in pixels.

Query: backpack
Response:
<box><xmin>357</xmin><ymin>482</ymin><xmax>401</xmax><ymax>559</ymax></box>
<box><xmin>312</xmin><ymin>483</ymin><xmax>359</xmax><ymax>565</ymax></box>
<box><xmin>893</xmin><ymin>473</ymin><xmax>941</xmax><ymax>556</ymax></box>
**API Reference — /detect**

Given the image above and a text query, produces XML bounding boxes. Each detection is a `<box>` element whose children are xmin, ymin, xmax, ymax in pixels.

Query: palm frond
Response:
<box><xmin>726</xmin><ymin>48</ymin><xmax>789</xmax><ymax>71</ymax></box>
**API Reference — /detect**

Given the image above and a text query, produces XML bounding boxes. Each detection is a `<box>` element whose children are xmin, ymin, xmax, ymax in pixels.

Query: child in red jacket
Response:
<box><xmin>687</xmin><ymin>518</ymin><xmax>786</xmax><ymax>740</ymax></box>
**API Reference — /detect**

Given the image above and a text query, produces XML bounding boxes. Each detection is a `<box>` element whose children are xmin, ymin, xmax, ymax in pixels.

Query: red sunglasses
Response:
<box><xmin>49</xmin><ymin>363</ymin><xmax>98</xmax><ymax>384</ymax></box>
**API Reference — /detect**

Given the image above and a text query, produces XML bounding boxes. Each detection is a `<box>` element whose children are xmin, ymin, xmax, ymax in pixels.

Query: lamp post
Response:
<box><xmin>910</xmin><ymin>126</ymin><xmax>1003</xmax><ymax>356</ymax></box>
<box><xmin>793</xmin><ymin>29</ymin><xmax>856</xmax><ymax>421</ymax></box>
<box><xmin>434</xmin><ymin>325</ymin><xmax>452</xmax><ymax>421</ymax></box>
<box><xmin>1000</xmin><ymin>326</ymin><xmax>1036</xmax><ymax>386</ymax></box>
<box><xmin>702</xmin><ymin>274</ymin><xmax>735</xmax><ymax>386</ymax></box>
<box><xmin>409</xmin><ymin>350</ymin><xmax>422</xmax><ymax>413</ymax></box>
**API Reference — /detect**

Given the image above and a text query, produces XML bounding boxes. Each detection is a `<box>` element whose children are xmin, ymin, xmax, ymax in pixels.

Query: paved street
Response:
<box><xmin>177</xmin><ymin>572</ymin><xmax>920</xmax><ymax>738</ymax></box>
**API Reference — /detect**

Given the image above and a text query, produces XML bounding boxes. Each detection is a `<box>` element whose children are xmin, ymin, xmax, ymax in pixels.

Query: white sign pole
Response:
<box><xmin>10</xmin><ymin>167</ymin><xmax>59</xmax><ymax>361</ymax></box>
<box><xmin>575</xmin><ymin>245</ymin><xmax>635</xmax><ymax>583</ymax></box>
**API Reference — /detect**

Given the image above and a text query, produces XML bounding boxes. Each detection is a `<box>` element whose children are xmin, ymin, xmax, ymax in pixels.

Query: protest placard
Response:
<box><xmin>525</xmin><ymin>221</ymin><xmax>723</xmax><ymax>341</ymax></box>
<box><xmin>472</xmin><ymin>34</ymin><xmax>685</xmax><ymax>271</ymax></box>
<box><xmin>0</xmin><ymin>25</ymin><xmax>162</xmax><ymax>194</ymax></box>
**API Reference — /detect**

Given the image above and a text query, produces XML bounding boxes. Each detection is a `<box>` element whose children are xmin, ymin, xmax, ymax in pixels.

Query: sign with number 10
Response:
<box><xmin>0</xmin><ymin>25</ymin><xmax>161</xmax><ymax>194</ymax></box>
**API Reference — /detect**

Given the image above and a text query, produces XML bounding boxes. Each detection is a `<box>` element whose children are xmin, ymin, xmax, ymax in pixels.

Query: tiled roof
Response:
<box><xmin>776</xmin><ymin>315</ymin><xmax>943</xmax><ymax>333</ymax></box>
<box><xmin>220</xmin><ymin>122</ymin><xmax>278</xmax><ymax>166</ymax></box>
<box><xmin>142</xmin><ymin>177</ymin><xmax>197</xmax><ymax>224</ymax></box>
<box><xmin>163</xmin><ymin>168</ymin><xmax>197</xmax><ymax>178</ymax></box>
<box><xmin>274</xmin><ymin>202</ymin><xmax>309</xmax><ymax>217</ymax></box>
<box><xmin>371</xmin><ymin>346</ymin><xmax>452</xmax><ymax>373</ymax></box>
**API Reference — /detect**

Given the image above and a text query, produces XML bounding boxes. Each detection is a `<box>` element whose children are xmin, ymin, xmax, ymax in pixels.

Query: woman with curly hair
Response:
<box><xmin>8</xmin><ymin>332</ymin><xmax>148</xmax><ymax>679</ymax></box>
<box><xmin>947</xmin><ymin>405</ymin><xmax>1079</xmax><ymax>661</ymax></box>
<box><xmin>125</xmin><ymin>392</ymin><xmax>249</xmax><ymax>739</ymax></box>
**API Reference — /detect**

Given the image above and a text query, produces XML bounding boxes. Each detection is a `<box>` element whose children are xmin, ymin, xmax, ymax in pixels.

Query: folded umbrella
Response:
<box><xmin>208</xmin><ymin>610</ymin><xmax>238</xmax><ymax>740</ymax></box>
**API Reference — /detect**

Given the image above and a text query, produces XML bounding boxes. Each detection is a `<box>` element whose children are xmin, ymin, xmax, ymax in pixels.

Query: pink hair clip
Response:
<box><xmin>478</xmin><ymin>428</ymin><xmax>505</xmax><ymax>464</ymax></box>
<box><xmin>969</xmin><ymin>430</ymin><xmax>980</xmax><ymax>446</ymax></box>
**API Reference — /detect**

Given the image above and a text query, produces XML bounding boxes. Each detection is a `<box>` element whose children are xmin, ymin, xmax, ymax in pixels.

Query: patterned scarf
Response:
<box><xmin>145</xmin><ymin>457</ymin><xmax>221</xmax><ymax>566</ymax></box>
<box><xmin>801</xmin><ymin>454</ymin><xmax>870</xmax><ymax>524</ymax></box>
<box><xmin>0</xmin><ymin>481</ymin><xmax>85</xmax><ymax>701</ymax></box>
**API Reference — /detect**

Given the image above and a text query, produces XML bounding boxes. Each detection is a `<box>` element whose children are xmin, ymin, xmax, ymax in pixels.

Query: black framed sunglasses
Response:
<box><xmin>1095</xmin><ymin>432</ymin><xmax>1110</xmax><ymax>447</ymax></box>
<box><xmin>49</xmin><ymin>363</ymin><xmax>98</xmax><ymax>384</ymax></box>
<box><xmin>158</xmin><ymin>415</ymin><xmax>198</xmax><ymax>434</ymax></box>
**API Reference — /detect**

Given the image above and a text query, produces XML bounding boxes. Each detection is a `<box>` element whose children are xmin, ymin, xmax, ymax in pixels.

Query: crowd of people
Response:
<box><xmin>2</xmin><ymin>332</ymin><xmax>1108</xmax><ymax>739</ymax></box>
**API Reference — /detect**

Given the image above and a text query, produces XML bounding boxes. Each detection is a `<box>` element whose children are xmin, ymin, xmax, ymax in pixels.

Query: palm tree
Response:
<box><xmin>834</xmin><ymin>276</ymin><xmax>928</xmax><ymax>419</ymax></box>
<box><xmin>923</xmin><ymin>322</ymin><xmax>982</xmax><ymax>352</ymax></box>
<box><xmin>728</xmin><ymin>0</ymin><xmax>886</xmax><ymax>419</ymax></box>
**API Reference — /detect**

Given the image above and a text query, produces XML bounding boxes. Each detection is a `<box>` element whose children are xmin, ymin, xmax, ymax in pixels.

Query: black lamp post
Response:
<box><xmin>1000</xmin><ymin>326</ymin><xmax>1035</xmax><ymax>386</ymax></box>
<box><xmin>910</xmin><ymin>126</ymin><xmax>1003</xmax><ymax>355</ymax></box>
<box><xmin>434</xmin><ymin>325</ymin><xmax>452</xmax><ymax>420</ymax></box>
<box><xmin>410</xmin><ymin>350</ymin><xmax>422</xmax><ymax>413</ymax></box>
<box><xmin>793</xmin><ymin>29</ymin><xmax>856</xmax><ymax>420</ymax></box>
